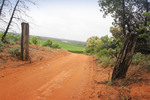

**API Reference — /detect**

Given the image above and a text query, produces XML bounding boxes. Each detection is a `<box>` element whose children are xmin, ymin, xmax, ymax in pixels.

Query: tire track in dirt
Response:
<box><xmin>0</xmin><ymin>53</ymin><xmax>96</xmax><ymax>100</ymax></box>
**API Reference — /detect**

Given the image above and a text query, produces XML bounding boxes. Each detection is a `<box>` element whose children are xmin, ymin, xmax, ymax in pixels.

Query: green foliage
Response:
<box><xmin>98</xmin><ymin>55</ymin><xmax>116</xmax><ymax>67</ymax></box>
<box><xmin>132</xmin><ymin>53</ymin><xmax>150</xmax><ymax>65</ymax></box>
<box><xmin>110</xmin><ymin>26</ymin><xmax>124</xmax><ymax>42</ymax></box>
<box><xmin>1</xmin><ymin>34</ymin><xmax>21</xmax><ymax>45</ymax></box>
<box><xmin>42</xmin><ymin>39</ymin><xmax>53</xmax><ymax>47</ymax></box>
<box><xmin>31</xmin><ymin>36</ymin><xmax>38</xmax><ymax>45</ymax></box>
<box><xmin>143</xmin><ymin>12</ymin><xmax>150</xmax><ymax>19</ymax></box>
<box><xmin>85</xmin><ymin>35</ymin><xmax>121</xmax><ymax>55</ymax></box>
<box><xmin>84</xmin><ymin>35</ymin><xmax>122</xmax><ymax>67</ymax></box>
<box><xmin>7</xmin><ymin>35</ymin><xmax>20</xmax><ymax>41</ymax></box>
<box><xmin>97</xmin><ymin>49</ymin><xmax>109</xmax><ymax>57</ymax></box>
<box><xmin>52</xmin><ymin>43</ymin><xmax>61</xmax><ymax>49</ymax></box>
<box><xmin>85</xmin><ymin>36</ymin><xmax>99</xmax><ymax>54</ymax></box>
<box><xmin>0</xmin><ymin>40</ymin><xmax>4</xmax><ymax>49</ymax></box>
<box><xmin>9</xmin><ymin>47</ymin><xmax>21</xmax><ymax>56</ymax></box>
<box><xmin>4</xmin><ymin>38</ymin><xmax>16</xmax><ymax>45</ymax></box>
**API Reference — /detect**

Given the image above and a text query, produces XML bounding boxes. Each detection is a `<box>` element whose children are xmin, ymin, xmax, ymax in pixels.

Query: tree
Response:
<box><xmin>85</xmin><ymin>36</ymin><xmax>99</xmax><ymax>54</ymax></box>
<box><xmin>0</xmin><ymin>0</ymin><xmax>6</xmax><ymax>16</ymax></box>
<box><xmin>135</xmin><ymin>12</ymin><xmax>150</xmax><ymax>54</ymax></box>
<box><xmin>98</xmin><ymin>0</ymin><xmax>150</xmax><ymax>80</ymax></box>
<box><xmin>110</xmin><ymin>26</ymin><xmax>124</xmax><ymax>42</ymax></box>
<box><xmin>1</xmin><ymin>0</ymin><xmax>36</xmax><ymax>41</ymax></box>
<box><xmin>1</xmin><ymin>0</ymin><xmax>20</xmax><ymax>41</ymax></box>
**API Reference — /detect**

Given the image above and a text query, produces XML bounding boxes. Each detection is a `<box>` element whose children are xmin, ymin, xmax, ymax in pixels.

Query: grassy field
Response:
<box><xmin>53</xmin><ymin>41</ymin><xmax>85</xmax><ymax>53</ymax></box>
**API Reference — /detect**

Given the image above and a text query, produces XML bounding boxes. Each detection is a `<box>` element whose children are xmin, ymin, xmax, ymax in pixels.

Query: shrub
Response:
<box><xmin>98</xmin><ymin>55</ymin><xmax>116</xmax><ymax>67</ymax></box>
<box><xmin>9</xmin><ymin>47</ymin><xmax>20</xmax><ymax>56</ymax></box>
<box><xmin>42</xmin><ymin>39</ymin><xmax>53</xmax><ymax>47</ymax></box>
<box><xmin>52</xmin><ymin>43</ymin><xmax>61</xmax><ymax>49</ymax></box>
<box><xmin>9</xmin><ymin>48</ymin><xmax>15</xmax><ymax>54</ymax></box>
<box><xmin>4</xmin><ymin>38</ymin><xmax>16</xmax><ymax>45</ymax></box>
<box><xmin>31</xmin><ymin>37</ymin><xmax>38</xmax><ymax>45</ymax></box>
<box><xmin>132</xmin><ymin>53</ymin><xmax>145</xmax><ymax>65</ymax></box>
<box><xmin>97</xmin><ymin>49</ymin><xmax>109</xmax><ymax>58</ymax></box>
<box><xmin>0</xmin><ymin>40</ymin><xmax>4</xmax><ymax>49</ymax></box>
<box><xmin>132</xmin><ymin>53</ymin><xmax>150</xmax><ymax>65</ymax></box>
<box><xmin>7</xmin><ymin>35</ymin><xmax>20</xmax><ymax>41</ymax></box>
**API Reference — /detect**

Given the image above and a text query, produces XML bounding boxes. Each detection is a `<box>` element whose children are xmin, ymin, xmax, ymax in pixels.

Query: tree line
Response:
<box><xmin>0</xmin><ymin>0</ymin><xmax>36</xmax><ymax>42</ymax></box>
<box><xmin>99</xmin><ymin>0</ymin><xmax>150</xmax><ymax>80</ymax></box>
<box><xmin>85</xmin><ymin>0</ymin><xmax>150</xmax><ymax>81</ymax></box>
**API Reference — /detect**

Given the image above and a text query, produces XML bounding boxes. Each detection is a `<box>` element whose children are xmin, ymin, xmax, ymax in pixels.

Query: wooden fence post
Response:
<box><xmin>21</xmin><ymin>22</ymin><xmax>29</xmax><ymax>61</ymax></box>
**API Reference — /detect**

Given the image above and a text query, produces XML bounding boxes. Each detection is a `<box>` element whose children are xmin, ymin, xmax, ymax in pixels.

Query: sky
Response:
<box><xmin>28</xmin><ymin>0</ymin><xmax>113</xmax><ymax>42</ymax></box>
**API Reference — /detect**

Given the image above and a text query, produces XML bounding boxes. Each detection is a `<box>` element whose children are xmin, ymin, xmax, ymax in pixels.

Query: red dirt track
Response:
<box><xmin>0</xmin><ymin>53</ymin><xmax>96</xmax><ymax>100</ymax></box>
<box><xmin>1</xmin><ymin>50</ymin><xmax>150</xmax><ymax>100</ymax></box>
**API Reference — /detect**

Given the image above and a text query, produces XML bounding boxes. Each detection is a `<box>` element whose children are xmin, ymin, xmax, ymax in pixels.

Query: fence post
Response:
<box><xmin>21</xmin><ymin>22</ymin><xmax>29</xmax><ymax>61</ymax></box>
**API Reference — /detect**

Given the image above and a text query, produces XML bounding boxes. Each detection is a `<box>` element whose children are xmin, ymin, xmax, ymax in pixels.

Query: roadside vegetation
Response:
<box><xmin>30</xmin><ymin>36</ymin><xmax>85</xmax><ymax>53</ymax></box>
<box><xmin>0</xmin><ymin>32</ymin><xmax>85</xmax><ymax>54</ymax></box>
<box><xmin>84</xmin><ymin>35</ymin><xmax>121</xmax><ymax>67</ymax></box>
<box><xmin>84</xmin><ymin>34</ymin><xmax>150</xmax><ymax>67</ymax></box>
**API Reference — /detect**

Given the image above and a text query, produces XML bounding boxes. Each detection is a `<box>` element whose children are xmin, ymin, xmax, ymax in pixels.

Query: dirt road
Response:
<box><xmin>0</xmin><ymin>53</ymin><xmax>96</xmax><ymax>100</ymax></box>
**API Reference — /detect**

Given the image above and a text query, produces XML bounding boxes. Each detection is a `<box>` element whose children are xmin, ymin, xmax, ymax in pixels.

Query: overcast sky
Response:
<box><xmin>29</xmin><ymin>0</ymin><xmax>113</xmax><ymax>42</ymax></box>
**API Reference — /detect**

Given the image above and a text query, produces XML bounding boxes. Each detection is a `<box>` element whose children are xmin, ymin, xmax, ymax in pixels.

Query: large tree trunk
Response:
<box><xmin>111</xmin><ymin>33</ymin><xmax>138</xmax><ymax>80</ymax></box>
<box><xmin>0</xmin><ymin>0</ymin><xmax>5</xmax><ymax>16</ymax></box>
<box><xmin>1</xmin><ymin>0</ymin><xmax>20</xmax><ymax>41</ymax></box>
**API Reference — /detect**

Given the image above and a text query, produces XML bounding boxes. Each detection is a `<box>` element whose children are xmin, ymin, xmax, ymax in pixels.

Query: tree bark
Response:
<box><xmin>122</xmin><ymin>0</ymin><xmax>126</xmax><ymax>36</ymax></box>
<box><xmin>1</xmin><ymin>0</ymin><xmax>20</xmax><ymax>41</ymax></box>
<box><xmin>0</xmin><ymin>0</ymin><xmax>5</xmax><ymax>16</ymax></box>
<box><xmin>111</xmin><ymin>33</ymin><xmax>138</xmax><ymax>80</ymax></box>
<box><xmin>21</xmin><ymin>22</ymin><xmax>29</xmax><ymax>61</ymax></box>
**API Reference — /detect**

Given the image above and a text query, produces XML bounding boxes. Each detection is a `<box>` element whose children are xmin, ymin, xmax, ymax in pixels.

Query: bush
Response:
<box><xmin>97</xmin><ymin>49</ymin><xmax>109</xmax><ymax>58</ymax></box>
<box><xmin>132</xmin><ymin>53</ymin><xmax>145</xmax><ymax>65</ymax></box>
<box><xmin>4</xmin><ymin>38</ymin><xmax>16</xmax><ymax>45</ymax></box>
<box><xmin>37</xmin><ymin>40</ymin><xmax>44</xmax><ymax>46</ymax></box>
<box><xmin>98</xmin><ymin>55</ymin><xmax>116</xmax><ymax>67</ymax></box>
<box><xmin>0</xmin><ymin>40</ymin><xmax>4</xmax><ymax>49</ymax></box>
<box><xmin>6</xmin><ymin>35</ymin><xmax>20</xmax><ymax>41</ymax></box>
<box><xmin>42</xmin><ymin>39</ymin><xmax>53</xmax><ymax>47</ymax></box>
<box><xmin>52</xmin><ymin>43</ymin><xmax>61</xmax><ymax>49</ymax></box>
<box><xmin>132</xmin><ymin>53</ymin><xmax>150</xmax><ymax>65</ymax></box>
<box><xmin>31</xmin><ymin>37</ymin><xmax>38</xmax><ymax>45</ymax></box>
<box><xmin>9</xmin><ymin>47</ymin><xmax>20</xmax><ymax>56</ymax></box>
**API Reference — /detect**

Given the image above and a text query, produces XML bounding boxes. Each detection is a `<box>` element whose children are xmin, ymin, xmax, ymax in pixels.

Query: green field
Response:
<box><xmin>53</xmin><ymin>41</ymin><xmax>85</xmax><ymax>53</ymax></box>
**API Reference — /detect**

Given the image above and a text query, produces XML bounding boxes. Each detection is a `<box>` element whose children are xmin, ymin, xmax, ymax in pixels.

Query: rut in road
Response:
<box><xmin>0</xmin><ymin>53</ymin><xmax>96</xmax><ymax>100</ymax></box>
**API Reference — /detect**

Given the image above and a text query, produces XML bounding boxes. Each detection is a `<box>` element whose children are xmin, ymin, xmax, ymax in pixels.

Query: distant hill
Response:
<box><xmin>7</xmin><ymin>32</ymin><xmax>86</xmax><ymax>46</ymax></box>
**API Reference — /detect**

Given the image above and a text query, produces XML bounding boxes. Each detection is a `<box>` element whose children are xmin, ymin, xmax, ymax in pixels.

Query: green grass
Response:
<box><xmin>53</xmin><ymin>41</ymin><xmax>85</xmax><ymax>53</ymax></box>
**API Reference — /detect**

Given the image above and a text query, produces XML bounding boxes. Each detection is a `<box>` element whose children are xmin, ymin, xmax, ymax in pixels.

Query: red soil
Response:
<box><xmin>0</xmin><ymin>44</ymin><xmax>150</xmax><ymax>100</ymax></box>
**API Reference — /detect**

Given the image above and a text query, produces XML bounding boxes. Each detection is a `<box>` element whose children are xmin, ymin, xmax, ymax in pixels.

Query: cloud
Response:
<box><xmin>29</xmin><ymin>0</ymin><xmax>113</xmax><ymax>41</ymax></box>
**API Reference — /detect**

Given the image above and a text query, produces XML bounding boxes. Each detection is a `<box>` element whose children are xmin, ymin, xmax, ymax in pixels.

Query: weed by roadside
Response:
<box><xmin>30</xmin><ymin>36</ymin><xmax>38</xmax><ymax>45</ymax></box>
<box><xmin>42</xmin><ymin>39</ymin><xmax>53</xmax><ymax>47</ymax></box>
<box><xmin>98</xmin><ymin>55</ymin><xmax>116</xmax><ymax>67</ymax></box>
<box><xmin>9</xmin><ymin>47</ymin><xmax>21</xmax><ymax>57</ymax></box>
<box><xmin>0</xmin><ymin>40</ymin><xmax>4</xmax><ymax>50</ymax></box>
<box><xmin>132</xmin><ymin>53</ymin><xmax>150</xmax><ymax>65</ymax></box>
<box><xmin>120</xmin><ymin>87</ymin><xmax>131</xmax><ymax>100</ymax></box>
